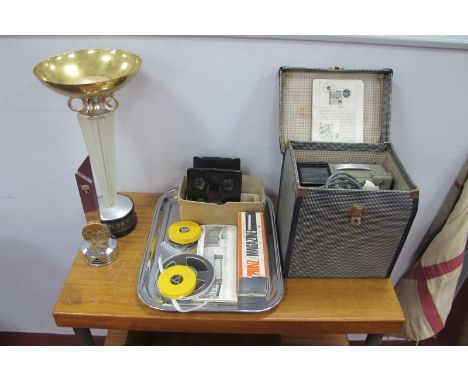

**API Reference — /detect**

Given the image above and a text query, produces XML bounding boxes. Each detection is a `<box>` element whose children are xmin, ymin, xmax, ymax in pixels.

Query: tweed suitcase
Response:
<box><xmin>276</xmin><ymin>67</ymin><xmax>419</xmax><ymax>278</ymax></box>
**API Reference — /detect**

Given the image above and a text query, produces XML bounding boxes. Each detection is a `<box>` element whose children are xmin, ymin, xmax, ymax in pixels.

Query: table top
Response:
<box><xmin>53</xmin><ymin>192</ymin><xmax>405</xmax><ymax>335</ymax></box>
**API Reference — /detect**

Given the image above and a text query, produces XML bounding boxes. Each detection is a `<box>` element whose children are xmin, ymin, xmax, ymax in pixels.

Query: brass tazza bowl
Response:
<box><xmin>33</xmin><ymin>48</ymin><xmax>141</xmax><ymax>98</ymax></box>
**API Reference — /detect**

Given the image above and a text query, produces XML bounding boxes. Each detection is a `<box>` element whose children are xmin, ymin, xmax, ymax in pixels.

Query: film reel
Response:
<box><xmin>158</xmin><ymin>254</ymin><xmax>215</xmax><ymax>300</ymax></box>
<box><xmin>157</xmin><ymin>265</ymin><xmax>197</xmax><ymax>299</ymax></box>
<box><xmin>168</xmin><ymin>221</ymin><xmax>202</xmax><ymax>245</ymax></box>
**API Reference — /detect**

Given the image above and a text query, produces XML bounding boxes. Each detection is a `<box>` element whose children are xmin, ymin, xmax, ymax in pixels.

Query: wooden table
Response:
<box><xmin>53</xmin><ymin>192</ymin><xmax>404</xmax><ymax>345</ymax></box>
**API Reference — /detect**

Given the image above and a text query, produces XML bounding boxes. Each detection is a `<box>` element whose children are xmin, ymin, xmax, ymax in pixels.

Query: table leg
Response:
<box><xmin>364</xmin><ymin>334</ymin><xmax>384</xmax><ymax>346</ymax></box>
<box><xmin>73</xmin><ymin>328</ymin><xmax>95</xmax><ymax>346</ymax></box>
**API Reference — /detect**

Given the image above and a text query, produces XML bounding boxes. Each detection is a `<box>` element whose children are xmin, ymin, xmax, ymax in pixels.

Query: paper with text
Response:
<box><xmin>312</xmin><ymin>79</ymin><xmax>364</xmax><ymax>143</ymax></box>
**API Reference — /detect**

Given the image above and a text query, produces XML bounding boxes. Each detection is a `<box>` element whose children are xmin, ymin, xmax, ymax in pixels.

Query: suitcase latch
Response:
<box><xmin>347</xmin><ymin>205</ymin><xmax>368</xmax><ymax>226</ymax></box>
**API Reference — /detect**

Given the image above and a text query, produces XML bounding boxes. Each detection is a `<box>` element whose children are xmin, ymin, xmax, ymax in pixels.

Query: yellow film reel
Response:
<box><xmin>157</xmin><ymin>265</ymin><xmax>197</xmax><ymax>299</ymax></box>
<box><xmin>168</xmin><ymin>220</ymin><xmax>201</xmax><ymax>245</ymax></box>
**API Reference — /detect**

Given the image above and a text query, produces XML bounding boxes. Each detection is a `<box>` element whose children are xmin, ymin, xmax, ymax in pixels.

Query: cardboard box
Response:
<box><xmin>178</xmin><ymin>175</ymin><xmax>265</xmax><ymax>225</ymax></box>
<box><xmin>237</xmin><ymin>212</ymin><xmax>269</xmax><ymax>296</ymax></box>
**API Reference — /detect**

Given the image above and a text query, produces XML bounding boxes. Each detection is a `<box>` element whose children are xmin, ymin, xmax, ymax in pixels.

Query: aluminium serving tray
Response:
<box><xmin>137</xmin><ymin>189</ymin><xmax>284</xmax><ymax>312</ymax></box>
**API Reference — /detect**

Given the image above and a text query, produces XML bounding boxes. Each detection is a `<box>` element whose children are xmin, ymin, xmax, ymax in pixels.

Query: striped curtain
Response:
<box><xmin>395</xmin><ymin>159</ymin><xmax>468</xmax><ymax>341</ymax></box>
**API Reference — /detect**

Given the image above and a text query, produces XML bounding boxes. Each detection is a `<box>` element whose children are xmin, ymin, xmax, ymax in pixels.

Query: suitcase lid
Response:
<box><xmin>279</xmin><ymin>67</ymin><xmax>393</xmax><ymax>153</ymax></box>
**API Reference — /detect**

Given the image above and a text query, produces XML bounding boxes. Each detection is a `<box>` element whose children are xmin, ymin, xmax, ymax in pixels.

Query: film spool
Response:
<box><xmin>157</xmin><ymin>265</ymin><xmax>197</xmax><ymax>299</ymax></box>
<box><xmin>168</xmin><ymin>221</ymin><xmax>202</xmax><ymax>245</ymax></box>
<box><xmin>159</xmin><ymin>254</ymin><xmax>215</xmax><ymax>300</ymax></box>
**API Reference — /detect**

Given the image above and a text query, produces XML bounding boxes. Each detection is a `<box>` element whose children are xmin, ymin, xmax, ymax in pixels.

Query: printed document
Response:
<box><xmin>312</xmin><ymin>79</ymin><xmax>364</xmax><ymax>143</ymax></box>
<box><xmin>196</xmin><ymin>225</ymin><xmax>237</xmax><ymax>303</ymax></box>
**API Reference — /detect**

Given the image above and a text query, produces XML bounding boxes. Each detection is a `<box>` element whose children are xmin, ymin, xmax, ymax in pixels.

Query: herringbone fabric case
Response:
<box><xmin>277</xmin><ymin>67</ymin><xmax>419</xmax><ymax>278</ymax></box>
<box><xmin>287</xmin><ymin>189</ymin><xmax>416</xmax><ymax>277</ymax></box>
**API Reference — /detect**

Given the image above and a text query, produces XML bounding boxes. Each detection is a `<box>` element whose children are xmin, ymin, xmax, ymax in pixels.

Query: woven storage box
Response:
<box><xmin>277</xmin><ymin>67</ymin><xmax>419</xmax><ymax>278</ymax></box>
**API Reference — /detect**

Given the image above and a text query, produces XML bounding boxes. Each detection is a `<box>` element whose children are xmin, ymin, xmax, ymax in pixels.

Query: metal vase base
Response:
<box><xmin>99</xmin><ymin>194</ymin><xmax>137</xmax><ymax>238</ymax></box>
<box><xmin>81</xmin><ymin>238</ymin><xmax>119</xmax><ymax>267</ymax></box>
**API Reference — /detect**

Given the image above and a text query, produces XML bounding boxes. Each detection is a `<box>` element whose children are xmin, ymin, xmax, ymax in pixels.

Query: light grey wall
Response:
<box><xmin>0</xmin><ymin>36</ymin><xmax>467</xmax><ymax>334</ymax></box>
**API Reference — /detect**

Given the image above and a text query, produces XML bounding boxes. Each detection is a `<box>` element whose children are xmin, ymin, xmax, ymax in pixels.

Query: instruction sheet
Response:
<box><xmin>196</xmin><ymin>225</ymin><xmax>237</xmax><ymax>303</ymax></box>
<box><xmin>312</xmin><ymin>79</ymin><xmax>364</xmax><ymax>143</ymax></box>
